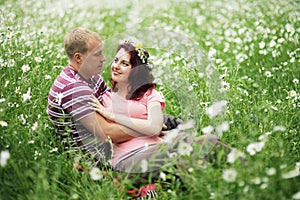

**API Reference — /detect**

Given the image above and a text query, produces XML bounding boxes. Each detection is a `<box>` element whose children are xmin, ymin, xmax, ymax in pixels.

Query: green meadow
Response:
<box><xmin>0</xmin><ymin>0</ymin><xmax>299</xmax><ymax>199</ymax></box>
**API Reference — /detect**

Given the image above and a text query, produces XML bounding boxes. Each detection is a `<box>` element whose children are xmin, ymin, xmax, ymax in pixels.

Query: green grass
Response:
<box><xmin>0</xmin><ymin>0</ymin><xmax>300</xmax><ymax>199</ymax></box>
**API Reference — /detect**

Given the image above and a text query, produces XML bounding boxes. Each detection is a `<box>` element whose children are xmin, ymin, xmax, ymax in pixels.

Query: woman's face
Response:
<box><xmin>111</xmin><ymin>48</ymin><xmax>132</xmax><ymax>84</ymax></box>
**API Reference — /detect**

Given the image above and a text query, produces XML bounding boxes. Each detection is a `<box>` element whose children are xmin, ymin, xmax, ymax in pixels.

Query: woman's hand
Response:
<box><xmin>89</xmin><ymin>96</ymin><xmax>115</xmax><ymax>121</ymax></box>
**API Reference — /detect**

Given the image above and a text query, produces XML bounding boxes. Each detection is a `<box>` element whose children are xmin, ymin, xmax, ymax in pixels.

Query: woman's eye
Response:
<box><xmin>114</xmin><ymin>58</ymin><xmax>118</xmax><ymax>62</ymax></box>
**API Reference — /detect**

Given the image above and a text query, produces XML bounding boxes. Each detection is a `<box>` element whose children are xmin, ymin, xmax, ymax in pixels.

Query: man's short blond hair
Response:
<box><xmin>64</xmin><ymin>27</ymin><xmax>102</xmax><ymax>60</ymax></box>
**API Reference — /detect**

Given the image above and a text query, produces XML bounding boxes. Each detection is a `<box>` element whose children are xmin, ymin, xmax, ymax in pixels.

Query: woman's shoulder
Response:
<box><xmin>145</xmin><ymin>87</ymin><xmax>158</xmax><ymax>96</ymax></box>
<box><xmin>144</xmin><ymin>88</ymin><xmax>165</xmax><ymax>101</ymax></box>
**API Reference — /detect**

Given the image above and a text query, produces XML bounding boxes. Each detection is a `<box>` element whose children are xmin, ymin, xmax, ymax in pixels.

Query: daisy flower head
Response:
<box><xmin>282</xmin><ymin>168</ymin><xmax>300</xmax><ymax>179</ymax></box>
<box><xmin>222</xmin><ymin>168</ymin><xmax>237</xmax><ymax>182</ymax></box>
<box><xmin>89</xmin><ymin>167</ymin><xmax>102</xmax><ymax>181</ymax></box>
<box><xmin>34</xmin><ymin>56</ymin><xmax>43</xmax><ymax>63</ymax></box>
<box><xmin>22</xmin><ymin>88</ymin><xmax>32</xmax><ymax>102</ymax></box>
<box><xmin>45</xmin><ymin>75</ymin><xmax>52</xmax><ymax>80</ymax></box>
<box><xmin>259</xmin><ymin>41</ymin><xmax>265</xmax><ymax>49</ymax></box>
<box><xmin>201</xmin><ymin>125</ymin><xmax>214</xmax><ymax>134</ymax></box>
<box><xmin>264</xmin><ymin>71</ymin><xmax>272</xmax><ymax>77</ymax></box>
<box><xmin>292</xmin><ymin>191</ymin><xmax>300</xmax><ymax>200</ymax></box>
<box><xmin>273</xmin><ymin>125</ymin><xmax>286</xmax><ymax>132</ymax></box>
<box><xmin>293</xmin><ymin>78</ymin><xmax>299</xmax><ymax>84</ymax></box>
<box><xmin>8</xmin><ymin>59</ymin><xmax>15</xmax><ymax>67</ymax></box>
<box><xmin>159</xmin><ymin>171</ymin><xmax>166</xmax><ymax>181</ymax></box>
<box><xmin>0</xmin><ymin>121</ymin><xmax>8</xmax><ymax>127</ymax></box>
<box><xmin>0</xmin><ymin>150</ymin><xmax>10</xmax><ymax>167</ymax></box>
<box><xmin>21</xmin><ymin>64</ymin><xmax>30</xmax><ymax>73</ymax></box>
<box><xmin>215</xmin><ymin>121</ymin><xmax>230</xmax><ymax>136</ymax></box>
<box><xmin>206</xmin><ymin>100</ymin><xmax>227</xmax><ymax>118</ymax></box>
<box><xmin>31</xmin><ymin>122</ymin><xmax>38</xmax><ymax>131</ymax></box>
<box><xmin>246</xmin><ymin>141</ymin><xmax>265</xmax><ymax>156</ymax></box>
<box><xmin>177</xmin><ymin>141</ymin><xmax>193</xmax><ymax>156</ymax></box>
<box><xmin>266</xmin><ymin>167</ymin><xmax>276</xmax><ymax>176</ymax></box>
<box><xmin>177</xmin><ymin>120</ymin><xmax>195</xmax><ymax>131</ymax></box>
<box><xmin>219</xmin><ymin>81</ymin><xmax>230</xmax><ymax>92</ymax></box>
<box><xmin>289</xmin><ymin>90</ymin><xmax>297</xmax><ymax>98</ymax></box>
<box><xmin>227</xmin><ymin>148</ymin><xmax>245</xmax><ymax>164</ymax></box>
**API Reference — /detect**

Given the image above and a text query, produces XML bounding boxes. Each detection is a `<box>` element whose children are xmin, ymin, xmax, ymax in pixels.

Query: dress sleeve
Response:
<box><xmin>146</xmin><ymin>88</ymin><xmax>165</xmax><ymax>110</ymax></box>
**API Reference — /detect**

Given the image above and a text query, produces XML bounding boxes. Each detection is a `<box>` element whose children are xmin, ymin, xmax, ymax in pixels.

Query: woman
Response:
<box><xmin>91</xmin><ymin>41</ymin><xmax>165</xmax><ymax>169</ymax></box>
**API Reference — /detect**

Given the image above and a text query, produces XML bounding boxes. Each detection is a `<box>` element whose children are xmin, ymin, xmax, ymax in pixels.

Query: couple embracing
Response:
<box><xmin>47</xmin><ymin>27</ymin><xmax>230</xmax><ymax>198</ymax></box>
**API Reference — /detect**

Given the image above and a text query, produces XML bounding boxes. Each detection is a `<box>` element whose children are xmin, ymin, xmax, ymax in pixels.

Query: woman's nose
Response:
<box><xmin>112</xmin><ymin>62</ymin><xmax>120</xmax><ymax>70</ymax></box>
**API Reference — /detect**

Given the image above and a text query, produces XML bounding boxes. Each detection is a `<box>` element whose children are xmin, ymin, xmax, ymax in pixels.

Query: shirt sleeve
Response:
<box><xmin>61</xmin><ymin>82</ymin><xmax>94</xmax><ymax>121</ymax></box>
<box><xmin>146</xmin><ymin>88</ymin><xmax>165</xmax><ymax>110</ymax></box>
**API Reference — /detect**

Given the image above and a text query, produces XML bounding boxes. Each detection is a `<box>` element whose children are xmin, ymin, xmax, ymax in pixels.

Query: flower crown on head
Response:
<box><xmin>120</xmin><ymin>39</ymin><xmax>148</xmax><ymax>64</ymax></box>
<box><xmin>134</xmin><ymin>43</ymin><xmax>148</xmax><ymax>64</ymax></box>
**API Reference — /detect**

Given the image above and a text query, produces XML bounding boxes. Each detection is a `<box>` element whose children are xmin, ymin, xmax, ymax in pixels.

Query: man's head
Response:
<box><xmin>64</xmin><ymin>27</ymin><xmax>105</xmax><ymax>78</ymax></box>
<box><xmin>64</xmin><ymin>27</ymin><xmax>102</xmax><ymax>60</ymax></box>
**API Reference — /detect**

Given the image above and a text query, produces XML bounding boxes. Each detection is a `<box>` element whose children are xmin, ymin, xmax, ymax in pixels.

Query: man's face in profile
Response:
<box><xmin>80</xmin><ymin>41</ymin><xmax>105</xmax><ymax>77</ymax></box>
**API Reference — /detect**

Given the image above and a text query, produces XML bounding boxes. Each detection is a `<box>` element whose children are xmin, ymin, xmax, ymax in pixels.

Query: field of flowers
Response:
<box><xmin>0</xmin><ymin>0</ymin><xmax>299</xmax><ymax>199</ymax></box>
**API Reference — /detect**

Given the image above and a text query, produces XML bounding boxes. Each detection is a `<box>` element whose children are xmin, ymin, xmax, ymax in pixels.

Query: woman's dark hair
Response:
<box><xmin>110</xmin><ymin>42</ymin><xmax>155</xmax><ymax>100</ymax></box>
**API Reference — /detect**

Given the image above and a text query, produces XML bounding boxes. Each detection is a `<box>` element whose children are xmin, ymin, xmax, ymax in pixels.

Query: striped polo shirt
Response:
<box><xmin>47</xmin><ymin>65</ymin><xmax>112</xmax><ymax>167</ymax></box>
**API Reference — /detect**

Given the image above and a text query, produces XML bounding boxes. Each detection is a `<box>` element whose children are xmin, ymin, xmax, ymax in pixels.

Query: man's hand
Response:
<box><xmin>162</xmin><ymin>114</ymin><xmax>183</xmax><ymax>131</ymax></box>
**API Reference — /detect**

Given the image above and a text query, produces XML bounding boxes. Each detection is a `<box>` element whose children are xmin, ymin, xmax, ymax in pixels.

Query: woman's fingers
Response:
<box><xmin>91</xmin><ymin>96</ymin><xmax>100</xmax><ymax>105</ymax></box>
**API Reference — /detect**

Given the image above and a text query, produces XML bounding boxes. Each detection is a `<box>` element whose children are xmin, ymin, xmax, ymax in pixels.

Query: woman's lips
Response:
<box><xmin>112</xmin><ymin>71</ymin><xmax>120</xmax><ymax>76</ymax></box>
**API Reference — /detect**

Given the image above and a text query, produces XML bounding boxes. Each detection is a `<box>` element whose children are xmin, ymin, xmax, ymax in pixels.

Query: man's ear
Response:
<box><xmin>74</xmin><ymin>53</ymin><xmax>82</xmax><ymax>64</ymax></box>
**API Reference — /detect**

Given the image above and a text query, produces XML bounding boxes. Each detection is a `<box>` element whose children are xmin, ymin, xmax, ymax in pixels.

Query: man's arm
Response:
<box><xmin>79</xmin><ymin>112</ymin><xmax>142</xmax><ymax>143</ymax></box>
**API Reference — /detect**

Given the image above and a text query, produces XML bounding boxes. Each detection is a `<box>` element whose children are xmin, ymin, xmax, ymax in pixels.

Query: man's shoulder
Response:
<box><xmin>54</xmin><ymin>66</ymin><xmax>87</xmax><ymax>90</ymax></box>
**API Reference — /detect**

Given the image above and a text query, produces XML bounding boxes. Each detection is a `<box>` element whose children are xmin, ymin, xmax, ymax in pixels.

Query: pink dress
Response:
<box><xmin>102</xmin><ymin>88</ymin><xmax>165</xmax><ymax>167</ymax></box>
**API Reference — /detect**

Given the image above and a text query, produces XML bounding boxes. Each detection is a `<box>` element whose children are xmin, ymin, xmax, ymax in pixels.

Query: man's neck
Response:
<box><xmin>69</xmin><ymin>61</ymin><xmax>91</xmax><ymax>80</ymax></box>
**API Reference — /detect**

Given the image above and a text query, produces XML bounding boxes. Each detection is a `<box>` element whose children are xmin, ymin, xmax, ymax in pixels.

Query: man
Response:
<box><xmin>47</xmin><ymin>28</ymin><xmax>139</xmax><ymax>167</ymax></box>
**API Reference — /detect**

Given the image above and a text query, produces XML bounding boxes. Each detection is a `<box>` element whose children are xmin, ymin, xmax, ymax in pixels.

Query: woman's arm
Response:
<box><xmin>112</xmin><ymin>101</ymin><xmax>163</xmax><ymax>136</ymax></box>
<box><xmin>90</xmin><ymin>96</ymin><xmax>163</xmax><ymax>136</ymax></box>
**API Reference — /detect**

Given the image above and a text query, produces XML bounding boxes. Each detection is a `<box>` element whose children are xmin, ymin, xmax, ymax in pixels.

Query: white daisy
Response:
<box><xmin>159</xmin><ymin>172</ymin><xmax>166</xmax><ymax>181</ymax></box>
<box><xmin>273</xmin><ymin>125</ymin><xmax>286</xmax><ymax>132</ymax></box>
<box><xmin>282</xmin><ymin>168</ymin><xmax>300</xmax><ymax>179</ymax></box>
<box><xmin>292</xmin><ymin>191</ymin><xmax>300</xmax><ymax>200</ymax></box>
<box><xmin>201</xmin><ymin>125</ymin><xmax>214</xmax><ymax>134</ymax></box>
<box><xmin>31</xmin><ymin>122</ymin><xmax>38</xmax><ymax>131</ymax></box>
<box><xmin>259</xmin><ymin>41</ymin><xmax>265</xmax><ymax>49</ymax></box>
<box><xmin>177</xmin><ymin>141</ymin><xmax>193</xmax><ymax>156</ymax></box>
<box><xmin>89</xmin><ymin>167</ymin><xmax>102</xmax><ymax>181</ymax></box>
<box><xmin>177</xmin><ymin>120</ymin><xmax>195</xmax><ymax>130</ymax></box>
<box><xmin>246</xmin><ymin>141</ymin><xmax>265</xmax><ymax>155</ymax></box>
<box><xmin>215</xmin><ymin>121</ymin><xmax>229</xmax><ymax>136</ymax></box>
<box><xmin>34</xmin><ymin>56</ymin><xmax>43</xmax><ymax>63</ymax></box>
<box><xmin>222</xmin><ymin>168</ymin><xmax>237</xmax><ymax>182</ymax></box>
<box><xmin>21</xmin><ymin>64</ymin><xmax>30</xmax><ymax>73</ymax></box>
<box><xmin>227</xmin><ymin>148</ymin><xmax>245</xmax><ymax>164</ymax></box>
<box><xmin>293</xmin><ymin>78</ymin><xmax>299</xmax><ymax>84</ymax></box>
<box><xmin>0</xmin><ymin>121</ymin><xmax>8</xmax><ymax>127</ymax></box>
<box><xmin>22</xmin><ymin>88</ymin><xmax>32</xmax><ymax>102</ymax></box>
<box><xmin>206</xmin><ymin>100</ymin><xmax>227</xmax><ymax>118</ymax></box>
<box><xmin>266</xmin><ymin>167</ymin><xmax>276</xmax><ymax>176</ymax></box>
<box><xmin>0</xmin><ymin>150</ymin><xmax>10</xmax><ymax>167</ymax></box>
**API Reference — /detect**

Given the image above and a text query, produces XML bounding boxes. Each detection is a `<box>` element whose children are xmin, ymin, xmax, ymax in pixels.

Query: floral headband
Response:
<box><xmin>121</xmin><ymin>39</ymin><xmax>148</xmax><ymax>64</ymax></box>
<box><xmin>134</xmin><ymin>43</ymin><xmax>148</xmax><ymax>64</ymax></box>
